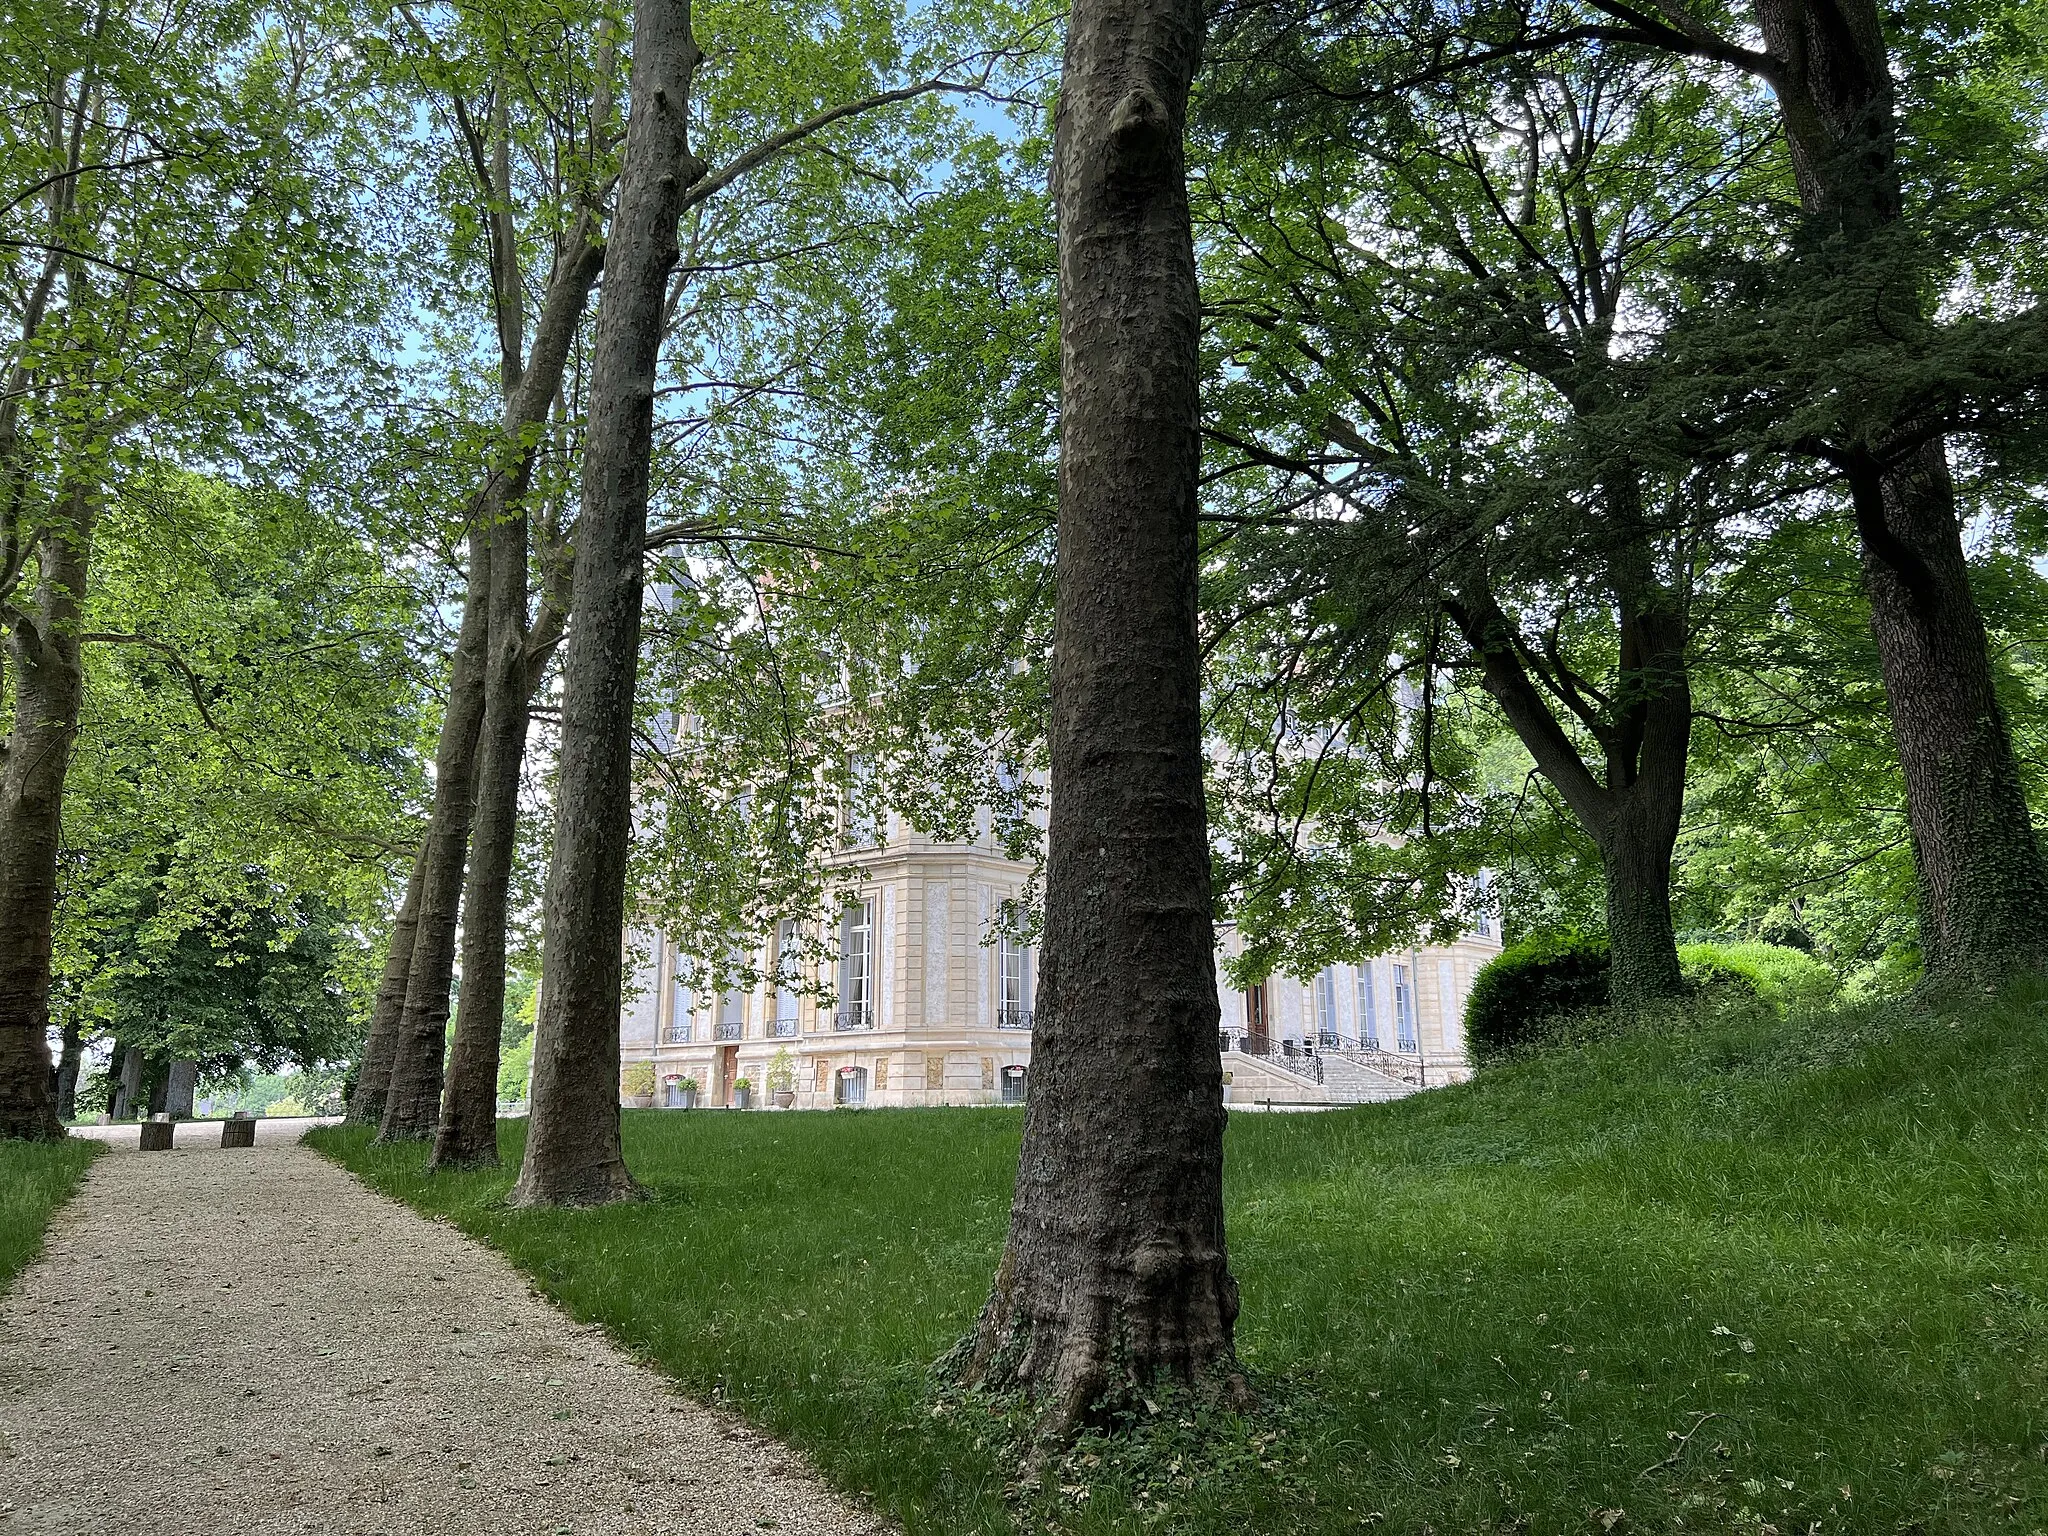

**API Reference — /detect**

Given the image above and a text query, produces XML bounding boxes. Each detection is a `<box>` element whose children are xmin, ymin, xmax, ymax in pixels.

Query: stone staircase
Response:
<box><xmin>1221</xmin><ymin>1046</ymin><xmax>1425</xmax><ymax>1107</ymax></box>
<box><xmin>1316</xmin><ymin>1049</ymin><xmax>1422</xmax><ymax>1103</ymax></box>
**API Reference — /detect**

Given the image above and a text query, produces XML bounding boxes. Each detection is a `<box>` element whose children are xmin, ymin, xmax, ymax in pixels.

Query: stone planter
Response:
<box><xmin>772</xmin><ymin>1089</ymin><xmax>795</xmax><ymax>1109</ymax></box>
<box><xmin>732</xmin><ymin>1087</ymin><xmax>753</xmax><ymax>1111</ymax></box>
<box><xmin>624</xmin><ymin>1092</ymin><xmax>655</xmax><ymax>1110</ymax></box>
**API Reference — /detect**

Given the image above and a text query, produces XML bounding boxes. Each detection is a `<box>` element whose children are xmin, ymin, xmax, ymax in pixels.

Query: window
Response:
<box><xmin>835</xmin><ymin>1065</ymin><xmax>868</xmax><ymax>1105</ymax></box>
<box><xmin>772</xmin><ymin>920</ymin><xmax>799</xmax><ymax>1036</ymax></box>
<box><xmin>1000</xmin><ymin>1064</ymin><xmax>1028</xmax><ymax>1104</ymax></box>
<box><xmin>1314</xmin><ymin>967</ymin><xmax>1339</xmax><ymax>1047</ymax></box>
<box><xmin>999</xmin><ymin>936</ymin><xmax>1033</xmax><ymax>1029</ymax></box>
<box><xmin>1469</xmin><ymin>871</ymin><xmax>1497</xmax><ymax>941</ymax></box>
<box><xmin>668</xmin><ymin>955</ymin><xmax>694</xmax><ymax>1043</ymax></box>
<box><xmin>843</xmin><ymin>755</ymin><xmax>880</xmax><ymax>846</ymax></box>
<box><xmin>1392</xmin><ymin>964</ymin><xmax>1417</xmax><ymax>1051</ymax></box>
<box><xmin>838</xmin><ymin>900</ymin><xmax>873</xmax><ymax>1029</ymax></box>
<box><xmin>1355</xmin><ymin>961</ymin><xmax>1380</xmax><ymax>1049</ymax></box>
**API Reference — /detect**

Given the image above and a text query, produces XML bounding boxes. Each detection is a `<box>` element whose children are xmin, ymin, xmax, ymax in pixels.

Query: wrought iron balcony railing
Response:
<box><xmin>713</xmin><ymin>1019</ymin><xmax>742</xmax><ymax>1041</ymax></box>
<box><xmin>769</xmin><ymin>1016</ymin><xmax>798</xmax><ymax>1038</ymax></box>
<box><xmin>833</xmin><ymin>1007</ymin><xmax>874</xmax><ymax>1032</ymax></box>
<box><xmin>665</xmin><ymin>1024</ymin><xmax>692</xmax><ymax>1044</ymax></box>
<box><xmin>996</xmin><ymin>1006</ymin><xmax>1034</xmax><ymax>1031</ymax></box>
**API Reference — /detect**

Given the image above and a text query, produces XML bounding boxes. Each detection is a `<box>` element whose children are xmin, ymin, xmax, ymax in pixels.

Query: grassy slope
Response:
<box><xmin>0</xmin><ymin>1136</ymin><xmax>99</xmax><ymax>1293</ymax></box>
<box><xmin>312</xmin><ymin>980</ymin><xmax>2048</xmax><ymax>1535</ymax></box>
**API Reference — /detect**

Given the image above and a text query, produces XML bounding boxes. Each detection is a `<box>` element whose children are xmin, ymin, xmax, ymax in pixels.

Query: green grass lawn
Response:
<box><xmin>312</xmin><ymin>979</ymin><xmax>2048</xmax><ymax>1535</ymax></box>
<box><xmin>1</xmin><ymin>1135</ymin><xmax>99</xmax><ymax>1293</ymax></box>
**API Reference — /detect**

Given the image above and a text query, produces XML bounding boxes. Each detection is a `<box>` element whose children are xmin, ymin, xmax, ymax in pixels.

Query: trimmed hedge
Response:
<box><xmin>1464</xmin><ymin>930</ymin><xmax>1611</xmax><ymax>1065</ymax></box>
<box><xmin>1465</xmin><ymin>935</ymin><xmax>1838</xmax><ymax>1065</ymax></box>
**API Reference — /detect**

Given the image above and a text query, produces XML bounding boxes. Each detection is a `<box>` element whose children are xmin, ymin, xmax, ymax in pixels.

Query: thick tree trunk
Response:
<box><xmin>433</xmin><ymin>505</ymin><xmax>530</xmax><ymax>1170</ymax></box>
<box><xmin>52</xmin><ymin>1022</ymin><xmax>82</xmax><ymax>1120</ymax></box>
<box><xmin>0</xmin><ymin>486</ymin><xmax>94</xmax><ymax>1141</ymax></box>
<box><xmin>345</xmin><ymin>855</ymin><xmax>426</xmax><ymax>1126</ymax></box>
<box><xmin>376</xmin><ymin>534</ymin><xmax>491</xmax><ymax>1142</ymax></box>
<box><xmin>1598</xmin><ymin>792</ymin><xmax>1686</xmax><ymax>1012</ymax></box>
<box><xmin>1754</xmin><ymin>0</ymin><xmax>2048</xmax><ymax>978</ymax></box>
<box><xmin>509</xmin><ymin>0</ymin><xmax>704</xmax><ymax>1207</ymax></box>
<box><xmin>163</xmin><ymin>1059</ymin><xmax>197</xmax><ymax>1119</ymax></box>
<box><xmin>948</xmin><ymin>0</ymin><xmax>1239</xmax><ymax>1430</ymax></box>
<box><xmin>1850</xmin><ymin>450</ymin><xmax>2048</xmax><ymax>972</ymax></box>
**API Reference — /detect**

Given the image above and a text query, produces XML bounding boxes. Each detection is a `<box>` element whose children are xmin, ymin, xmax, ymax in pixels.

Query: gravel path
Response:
<box><xmin>0</xmin><ymin>1132</ymin><xmax>889</xmax><ymax>1536</ymax></box>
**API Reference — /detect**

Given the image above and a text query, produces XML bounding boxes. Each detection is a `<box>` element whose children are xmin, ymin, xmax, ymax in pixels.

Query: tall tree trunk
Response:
<box><xmin>376</xmin><ymin>534</ymin><xmax>491</xmax><ymax>1141</ymax></box>
<box><xmin>1848</xmin><ymin>450</ymin><xmax>2048</xmax><ymax>973</ymax></box>
<box><xmin>345</xmin><ymin>854</ymin><xmax>426</xmax><ymax>1125</ymax></box>
<box><xmin>509</xmin><ymin>0</ymin><xmax>705</xmax><ymax>1207</ymax></box>
<box><xmin>0</xmin><ymin>484</ymin><xmax>94</xmax><ymax>1141</ymax></box>
<box><xmin>434</xmin><ymin>188</ymin><xmax>606</xmax><ymax>1170</ymax></box>
<box><xmin>948</xmin><ymin>0</ymin><xmax>1240</xmax><ymax>1431</ymax></box>
<box><xmin>434</xmin><ymin>495</ymin><xmax>532</xmax><ymax>1171</ymax></box>
<box><xmin>1754</xmin><ymin>0</ymin><xmax>2048</xmax><ymax>978</ymax></box>
<box><xmin>52</xmin><ymin>1021</ymin><xmax>82</xmax><ymax>1119</ymax></box>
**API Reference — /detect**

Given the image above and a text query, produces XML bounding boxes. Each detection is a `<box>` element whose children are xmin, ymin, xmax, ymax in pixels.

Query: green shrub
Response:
<box><xmin>1678</xmin><ymin>941</ymin><xmax>1839</xmax><ymax>1009</ymax></box>
<box><xmin>1466</xmin><ymin>936</ymin><xmax>1841</xmax><ymax>1068</ymax></box>
<box><xmin>1464</xmin><ymin>930</ymin><xmax>1611</xmax><ymax>1065</ymax></box>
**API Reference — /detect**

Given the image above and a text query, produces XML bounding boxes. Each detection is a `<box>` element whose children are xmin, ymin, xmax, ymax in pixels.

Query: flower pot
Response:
<box><xmin>678</xmin><ymin>1088</ymin><xmax>698</xmax><ymax>1110</ymax></box>
<box><xmin>624</xmin><ymin>1093</ymin><xmax>654</xmax><ymax>1109</ymax></box>
<box><xmin>732</xmin><ymin>1087</ymin><xmax>753</xmax><ymax>1110</ymax></box>
<box><xmin>772</xmin><ymin>1089</ymin><xmax>795</xmax><ymax>1109</ymax></box>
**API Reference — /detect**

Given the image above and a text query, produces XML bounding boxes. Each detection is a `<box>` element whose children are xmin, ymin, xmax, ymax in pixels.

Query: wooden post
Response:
<box><xmin>138</xmin><ymin>1117</ymin><xmax>174</xmax><ymax>1151</ymax></box>
<box><xmin>220</xmin><ymin>1114</ymin><xmax>256</xmax><ymax>1148</ymax></box>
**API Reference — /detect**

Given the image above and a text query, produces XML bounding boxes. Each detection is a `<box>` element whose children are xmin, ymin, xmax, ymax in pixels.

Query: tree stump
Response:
<box><xmin>220</xmin><ymin>1115</ymin><xmax>256</xmax><ymax>1149</ymax></box>
<box><xmin>138</xmin><ymin>1119</ymin><xmax>175</xmax><ymax>1151</ymax></box>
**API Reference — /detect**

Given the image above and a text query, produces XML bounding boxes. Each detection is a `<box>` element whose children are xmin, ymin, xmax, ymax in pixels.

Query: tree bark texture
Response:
<box><xmin>0</xmin><ymin>483</ymin><xmax>94</xmax><ymax>1141</ymax></box>
<box><xmin>376</xmin><ymin>533</ymin><xmax>491</xmax><ymax>1141</ymax></box>
<box><xmin>509</xmin><ymin>0</ymin><xmax>704</xmax><ymax>1207</ymax></box>
<box><xmin>344</xmin><ymin>853</ymin><xmax>426</xmax><ymax>1126</ymax></box>
<box><xmin>164</xmin><ymin>1059</ymin><xmax>196</xmax><ymax>1119</ymax></box>
<box><xmin>52</xmin><ymin>1021</ymin><xmax>81</xmax><ymax>1120</ymax></box>
<box><xmin>434</xmin><ymin>230</ymin><xmax>606</xmax><ymax>1172</ymax></box>
<box><xmin>1753</xmin><ymin>0</ymin><xmax>2048</xmax><ymax>977</ymax></box>
<box><xmin>431</xmin><ymin>508</ymin><xmax>525</xmax><ymax>1169</ymax></box>
<box><xmin>948</xmin><ymin>0</ymin><xmax>1240</xmax><ymax>1429</ymax></box>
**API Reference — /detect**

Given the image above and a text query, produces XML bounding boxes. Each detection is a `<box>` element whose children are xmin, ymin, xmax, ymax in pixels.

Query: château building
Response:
<box><xmin>618</xmin><ymin>808</ymin><xmax>1497</xmax><ymax>1111</ymax></box>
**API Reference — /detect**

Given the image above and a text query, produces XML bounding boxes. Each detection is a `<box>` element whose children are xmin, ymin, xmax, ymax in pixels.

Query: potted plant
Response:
<box><xmin>731</xmin><ymin>1075</ymin><xmax>753</xmax><ymax>1110</ymax></box>
<box><xmin>767</xmin><ymin>1048</ymin><xmax>796</xmax><ymax>1108</ymax></box>
<box><xmin>675</xmin><ymin>1074</ymin><xmax>698</xmax><ymax>1109</ymax></box>
<box><xmin>621</xmin><ymin>1060</ymin><xmax>656</xmax><ymax>1109</ymax></box>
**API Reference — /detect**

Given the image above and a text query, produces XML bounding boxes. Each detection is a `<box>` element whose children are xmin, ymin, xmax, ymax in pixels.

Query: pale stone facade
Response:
<box><xmin>619</xmin><ymin>812</ymin><xmax>1497</xmax><ymax>1110</ymax></box>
